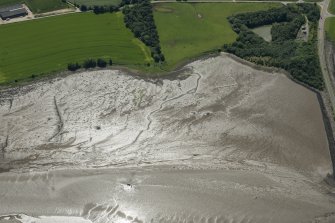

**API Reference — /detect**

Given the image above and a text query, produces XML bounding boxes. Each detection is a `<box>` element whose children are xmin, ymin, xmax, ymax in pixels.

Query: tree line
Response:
<box><xmin>73</xmin><ymin>0</ymin><xmax>142</xmax><ymax>14</ymax></box>
<box><xmin>224</xmin><ymin>4</ymin><xmax>323</xmax><ymax>90</ymax></box>
<box><xmin>122</xmin><ymin>0</ymin><xmax>165</xmax><ymax>63</ymax></box>
<box><xmin>68</xmin><ymin>58</ymin><xmax>113</xmax><ymax>71</ymax></box>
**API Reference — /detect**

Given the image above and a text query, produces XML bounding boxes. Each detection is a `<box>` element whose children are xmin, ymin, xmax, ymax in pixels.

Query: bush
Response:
<box><xmin>97</xmin><ymin>58</ymin><xmax>107</xmax><ymax>68</ymax></box>
<box><xmin>80</xmin><ymin>5</ymin><xmax>88</xmax><ymax>12</ymax></box>
<box><xmin>83</xmin><ymin>59</ymin><xmax>97</xmax><ymax>69</ymax></box>
<box><xmin>68</xmin><ymin>62</ymin><xmax>81</xmax><ymax>71</ymax></box>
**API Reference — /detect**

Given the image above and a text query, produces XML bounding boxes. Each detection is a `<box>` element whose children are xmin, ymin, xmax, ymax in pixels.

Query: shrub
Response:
<box><xmin>97</xmin><ymin>58</ymin><xmax>107</xmax><ymax>68</ymax></box>
<box><xmin>80</xmin><ymin>5</ymin><xmax>88</xmax><ymax>12</ymax></box>
<box><xmin>68</xmin><ymin>62</ymin><xmax>81</xmax><ymax>71</ymax></box>
<box><xmin>83</xmin><ymin>59</ymin><xmax>97</xmax><ymax>69</ymax></box>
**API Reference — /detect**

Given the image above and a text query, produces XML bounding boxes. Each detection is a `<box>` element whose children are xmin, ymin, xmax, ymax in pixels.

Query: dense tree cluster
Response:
<box><xmin>122</xmin><ymin>0</ymin><xmax>164</xmax><ymax>62</ymax></box>
<box><xmin>297</xmin><ymin>3</ymin><xmax>320</xmax><ymax>22</ymax></box>
<box><xmin>119</xmin><ymin>0</ymin><xmax>142</xmax><ymax>7</ymax></box>
<box><xmin>67</xmin><ymin>58</ymin><xmax>111</xmax><ymax>71</ymax></box>
<box><xmin>75</xmin><ymin>4</ymin><xmax>119</xmax><ymax>13</ymax></box>
<box><xmin>75</xmin><ymin>0</ymin><xmax>143</xmax><ymax>14</ymax></box>
<box><xmin>271</xmin><ymin>16</ymin><xmax>305</xmax><ymax>41</ymax></box>
<box><xmin>229</xmin><ymin>7</ymin><xmax>291</xmax><ymax>29</ymax></box>
<box><xmin>224</xmin><ymin>4</ymin><xmax>323</xmax><ymax>90</ymax></box>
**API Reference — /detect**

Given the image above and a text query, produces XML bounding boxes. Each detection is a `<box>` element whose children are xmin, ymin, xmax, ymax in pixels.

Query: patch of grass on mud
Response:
<box><xmin>326</xmin><ymin>17</ymin><xmax>335</xmax><ymax>42</ymax></box>
<box><xmin>0</xmin><ymin>12</ymin><xmax>152</xmax><ymax>84</ymax></box>
<box><xmin>153</xmin><ymin>3</ymin><xmax>281</xmax><ymax>69</ymax></box>
<box><xmin>0</xmin><ymin>0</ymin><xmax>68</xmax><ymax>13</ymax></box>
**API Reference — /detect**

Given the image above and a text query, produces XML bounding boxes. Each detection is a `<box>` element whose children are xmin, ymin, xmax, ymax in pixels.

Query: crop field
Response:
<box><xmin>329</xmin><ymin>0</ymin><xmax>335</xmax><ymax>15</ymax></box>
<box><xmin>0</xmin><ymin>0</ymin><xmax>68</xmax><ymax>13</ymax></box>
<box><xmin>68</xmin><ymin>0</ymin><xmax>121</xmax><ymax>6</ymax></box>
<box><xmin>326</xmin><ymin>17</ymin><xmax>335</xmax><ymax>42</ymax></box>
<box><xmin>0</xmin><ymin>12</ymin><xmax>151</xmax><ymax>84</ymax></box>
<box><xmin>153</xmin><ymin>3</ymin><xmax>280</xmax><ymax>68</ymax></box>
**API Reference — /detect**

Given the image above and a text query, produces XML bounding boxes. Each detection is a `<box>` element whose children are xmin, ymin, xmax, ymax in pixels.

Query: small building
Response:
<box><xmin>0</xmin><ymin>4</ymin><xmax>28</xmax><ymax>20</ymax></box>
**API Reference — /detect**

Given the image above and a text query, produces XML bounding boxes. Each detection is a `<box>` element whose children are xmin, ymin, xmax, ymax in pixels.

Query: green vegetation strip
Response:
<box><xmin>0</xmin><ymin>12</ymin><xmax>151</xmax><ymax>84</ymax></box>
<box><xmin>0</xmin><ymin>0</ymin><xmax>68</xmax><ymax>13</ymax></box>
<box><xmin>329</xmin><ymin>0</ymin><xmax>335</xmax><ymax>15</ymax></box>
<box><xmin>153</xmin><ymin>3</ymin><xmax>280</xmax><ymax>69</ymax></box>
<box><xmin>326</xmin><ymin>17</ymin><xmax>335</xmax><ymax>42</ymax></box>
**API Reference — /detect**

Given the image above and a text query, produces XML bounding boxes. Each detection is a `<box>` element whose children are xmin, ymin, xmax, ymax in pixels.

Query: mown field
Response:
<box><xmin>0</xmin><ymin>0</ymin><xmax>68</xmax><ymax>13</ymax></box>
<box><xmin>0</xmin><ymin>12</ymin><xmax>151</xmax><ymax>84</ymax></box>
<box><xmin>153</xmin><ymin>3</ymin><xmax>280</xmax><ymax>69</ymax></box>
<box><xmin>329</xmin><ymin>0</ymin><xmax>335</xmax><ymax>15</ymax></box>
<box><xmin>326</xmin><ymin>17</ymin><xmax>335</xmax><ymax>42</ymax></box>
<box><xmin>68</xmin><ymin>0</ymin><xmax>121</xmax><ymax>6</ymax></box>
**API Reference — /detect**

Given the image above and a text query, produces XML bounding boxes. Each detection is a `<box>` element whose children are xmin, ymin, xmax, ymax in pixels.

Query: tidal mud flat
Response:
<box><xmin>0</xmin><ymin>54</ymin><xmax>334</xmax><ymax>222</ymax></box>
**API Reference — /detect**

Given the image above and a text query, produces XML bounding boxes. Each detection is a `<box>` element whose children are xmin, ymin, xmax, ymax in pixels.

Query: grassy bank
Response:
<box><xmin>0</xmin><ymin>12</ymin><xmax>151</xmax><ymax>84</ymax></box>
<box><xmin>0</xmin><ymin>0</ymin><xmax>68</xmax><ymax>13</ymax></box>
<box><xmin>329</xmin><ymin>0</ymin><xmax>335</xmax><ymax>15</ymax></box>
<box><xmin>326</xmin><ymin>17</ymin><xmax>335</xmax><ymax>42</ymax></box>
<box><xmin>153</xmin><ymin>3</ymin><xmax>280</xmax><ymax>69</ymax></box>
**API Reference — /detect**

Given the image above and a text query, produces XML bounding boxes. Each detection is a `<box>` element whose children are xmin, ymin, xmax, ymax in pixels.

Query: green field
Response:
<box><xmin>154</xmin><ymin>3</ymin><xmax>280</xmax><ymax>68</ymax></box>
<box><xmin>326</xmin><ymin>17</ymin><xmax>335</xmax><ymax>42</ymax></box>
<box><xmin>69</xmin><ymin>0</ymin><xmax>121</xmax><ymax>6</ymax></box>
<box><xmin>251</xmin><ymin>25</ymin><xmax>272</xmax><ymax>42</ymax></box>
<box><xmin>0</xmin><ymin>0</ymin><xmax>68</xmax><ymax>13</ymax></box>
<box><xmin>329</xmin><ymin>0</ymin><xmax>335</xmax><ymax>15</ymax></box>
<box><xmin>0</xmin><ymin>12</ymin><xmax>151</xmax><ymax>83</ymax></box>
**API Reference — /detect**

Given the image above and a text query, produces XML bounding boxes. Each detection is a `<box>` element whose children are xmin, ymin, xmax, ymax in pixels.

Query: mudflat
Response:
<box><xmin>0</xmin><ymin>54</ymin><xmax>334</xmax><ymax>222</ymax></box>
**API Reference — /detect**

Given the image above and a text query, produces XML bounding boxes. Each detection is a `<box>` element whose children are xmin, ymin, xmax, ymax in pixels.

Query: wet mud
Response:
<box><xmin>0</xmin><ymin>54</ymin><xmax>334</xmax><ymax>222</ymax></box>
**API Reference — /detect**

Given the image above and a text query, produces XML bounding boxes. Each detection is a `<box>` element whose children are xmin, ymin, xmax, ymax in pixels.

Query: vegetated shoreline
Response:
<box><xmin>0</xmin><ymin>52</ymin><xmax>334</xmax><ymax>178</ymax></box>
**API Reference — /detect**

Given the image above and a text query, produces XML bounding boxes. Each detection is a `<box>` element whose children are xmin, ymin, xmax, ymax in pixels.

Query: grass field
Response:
<box><xmin>325</xmin><ymin>17</ymin><xmax>335</xmax><ymax>42</ymax></box>
<box><xmin>154</xmin><ymin>3</ymin><xmax>280</xmax><ymax>68</ymax></box>
<box><xmin>329</xmin><ymin>0</ymin><xmax>335</xmax><ymax>15</ymax></box>
<box><xmin>68</xmin><ymin>0</ymin><xmax>121</xmax><ymax>6</ymax></box>
<box><xmin>0</xmin><ymin>0</ymin><xmax>68</xmax><ymax>13</ymax></box>
<box><xmin>0</xmin><ymin>12</ymin><xmax>151</xmax><ymax>84</ymax></box>
<box><xmin>251</xmin><ymin>25</ymin><xmax>272</xmax><ymax>42</ymax></box>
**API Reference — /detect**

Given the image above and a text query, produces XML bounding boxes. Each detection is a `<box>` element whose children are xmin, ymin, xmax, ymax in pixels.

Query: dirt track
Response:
<box><xmin>0</xmin><ymin>54</ymin><xmax>334</xmax><ymax>222</ymax></box>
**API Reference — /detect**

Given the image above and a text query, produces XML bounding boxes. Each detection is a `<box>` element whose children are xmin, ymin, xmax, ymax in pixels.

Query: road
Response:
<box><xmin>318</xmin><ymin>0</ymin><xmax>335</xmax><ymax>112</ymax></box>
